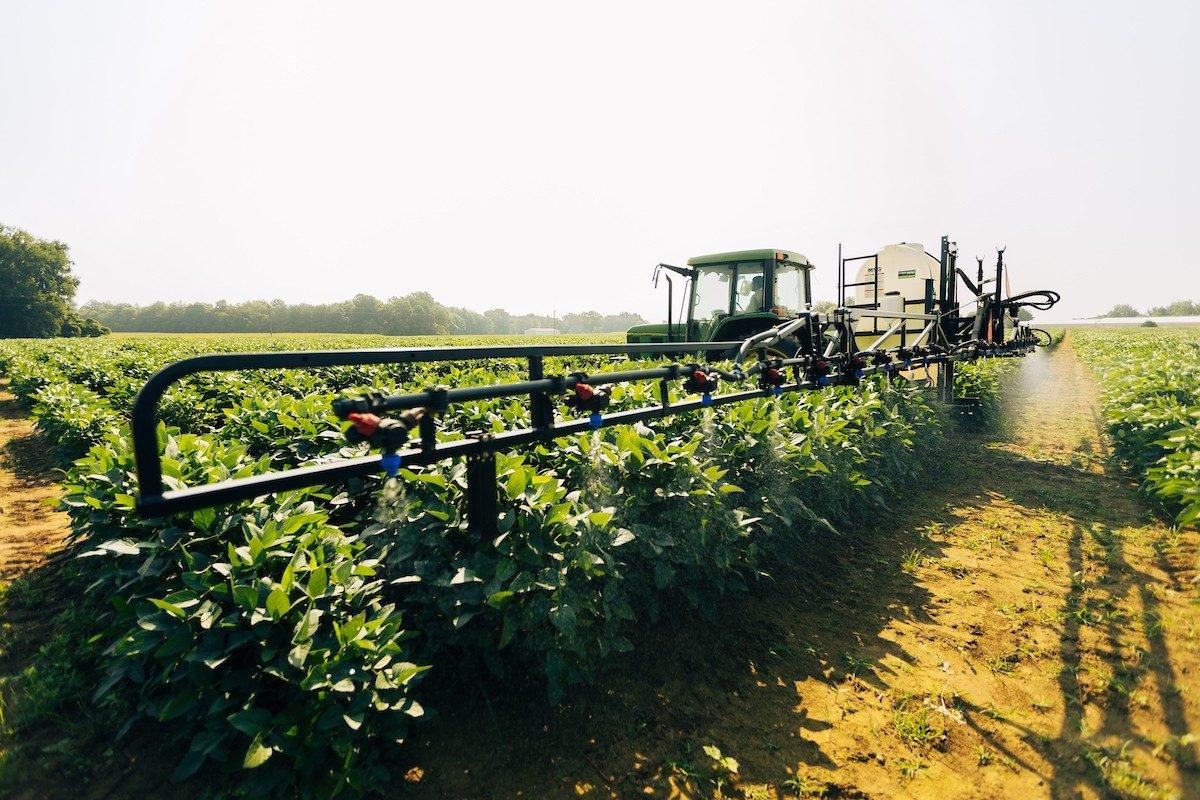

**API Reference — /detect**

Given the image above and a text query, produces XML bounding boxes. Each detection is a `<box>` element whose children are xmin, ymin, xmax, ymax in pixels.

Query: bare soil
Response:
<box><xmin>1</xmin><ymin>340</ymin><xmax>1198</xmax><ymax>799</ymax></box>
<box><xmin>0</xmin><ymin>380</ymin><xmax>68</xmax><ymax>583</ymax></box>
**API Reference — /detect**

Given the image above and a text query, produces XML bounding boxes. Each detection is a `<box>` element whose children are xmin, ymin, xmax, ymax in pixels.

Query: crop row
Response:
<box><xmin>1073</xmin><ymin>327</ymin><xmax>1200</xmax><ymax>526</ymax></box>
<box><xmin>0</xmin><ymin>334</ymin><xmax>1010</xmax><ymax>798</ymax></box>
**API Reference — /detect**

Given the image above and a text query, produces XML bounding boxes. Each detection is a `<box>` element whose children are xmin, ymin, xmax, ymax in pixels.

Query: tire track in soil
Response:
<box><xmin>397</xmin><ymin>336</ymin><xmax>1199</xmax><ymax>800</ymax></box>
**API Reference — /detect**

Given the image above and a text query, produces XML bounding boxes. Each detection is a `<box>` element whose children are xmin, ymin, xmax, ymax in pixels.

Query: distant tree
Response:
<box><xmin>810</xmin><ymin>300</ymin><xmax>837</xmax><ymax>314</ymax></box>
<box><xmin>598</xmin><ymin>312</ymin><xmax>646</xmax><ymax>332</ymax></box>
<box><xmin>1141</xmin><ymin>320</ymin><xmax>1158</xmax><ymax>327</ymax></box>
<box><xmin>0</xmin><ymin>224</ymin><xmax>93</xmax><ymax>338</ymax></box>
<box><xmin>484</xmin><ymin>308</ymin><xmax>515</xmax><ymax>335</ymax></box>
<box><xmin>1147</xmin><ymin>300</ymin><xmax>1199</xmax><ymax>317</ymax></box>
<box><xmin>561</xmin><ymin>311</ymin><xmax>604</xmax><ymax>333</ymax></box>
<box><xmin>1101</xmin><ymin>303</ymin><xmax>1141</xmax><ymax>318</ymax></box>
<box><xmin>77</xmin><ymin>295</ymin><xmax>641</xmax><ymax>337</ymax></box>
<box><xmin>448</xmin><ymin>307</ymin><xmax>493</xmax><ymax>335</ymax></box>
<box><xmin>1016</xmin><ymin>307</ymin><xmax>1034</xmax><ymax>322</ymax></box>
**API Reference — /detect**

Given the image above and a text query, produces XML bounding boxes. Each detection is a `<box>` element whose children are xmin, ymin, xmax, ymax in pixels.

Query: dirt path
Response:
<box><xmin>0</xmin><ymin>379</ymin><xmax>68</xmax><ymax>583</ymax></box>
<box><xmin>398</xmin><ymin>338</ymin><xmax>1200</xmax><ymax>799</ymax></box>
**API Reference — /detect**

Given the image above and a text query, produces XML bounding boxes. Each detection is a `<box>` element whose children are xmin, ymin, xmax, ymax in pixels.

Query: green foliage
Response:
<box><xmin>954</xmin><ymin>358</ymin><xmax>1018</xmax><ymax>430</ymax></box>
<box><xmin>1099</xmin><ymin>300</ymin><xmax>1200</xmax><ymax>319</ymax></box>
<box><xmin>1074</xmin><ymin>328</ymin><xmax>1200</xmax><ymax>527</ymax></box>
<box><xmin>0</xmin><ymin>224</ymin><xmax>94</xmax><ymax>338</ymax></box>
<box><xmin>1102</xmin><ymin>303</ymin><xmax>1142</xmax><ymax>318</ymax></box>
<box><xmin>0</xmin><ymin>333</ymin><xmax>1010</xmax><ymax>798</ymax></box>
<box><xmin>58</xmin><ymin>428</ymin><xmax>426</xmax><ymax>798</ymax></box>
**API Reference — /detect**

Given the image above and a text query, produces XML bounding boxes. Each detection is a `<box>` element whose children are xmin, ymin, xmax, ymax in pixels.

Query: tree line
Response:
<box><xmin>1101</xmin><ymin>300</ymin><xmax>1200</xmax><ymax>318</ymax></box>
<box><xmin>2</xmin><ymin>222</ymin><xmax>647</xmax><ymax>338</ymax></box>
<box><xmin>78</xmin><ymin>295</ymin><xmax>647</xmax><ymax>336</ymax></box>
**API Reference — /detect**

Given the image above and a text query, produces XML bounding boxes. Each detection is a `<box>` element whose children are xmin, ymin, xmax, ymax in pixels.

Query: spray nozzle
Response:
<box><xmin>564</xmin><ymin>377</ymin><xmax>611</xmax><ymax>415</ymax></box>
<box><xmin>684</xmin><ymin>369</ymin><xmax>719</xmax><ymax>396</ymax></box>
<box><xmin>758</xmin><ymin>364</ymin><xmax>787</xmax><ymax>391</ymax></box>
<box><xmin>345</xmin><ymin>408</ymin><xmax>425</xmax><ymax>453</ymax></box>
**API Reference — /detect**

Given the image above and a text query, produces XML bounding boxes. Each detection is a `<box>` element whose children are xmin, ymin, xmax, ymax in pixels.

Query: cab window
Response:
<box><xmin>734</xmin><ymin>262</ymin><xmax>766</xmax><ymax>312</ymax></box>
<box><xmin>774</xmin><ymin>263</ymin><xmax>805</xmax><ymax>314</ymax></box>
<box><xmin>692</xmin><ymin>266</ymin><xmax>732</xmax><ymax>319</ymax></box>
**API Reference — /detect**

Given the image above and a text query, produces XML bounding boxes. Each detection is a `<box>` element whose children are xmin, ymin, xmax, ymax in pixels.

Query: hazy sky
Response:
<box><xmin>2</xmin><ymin>1</ymin><xmax>1197</xmax><ymax>322</ymax></box>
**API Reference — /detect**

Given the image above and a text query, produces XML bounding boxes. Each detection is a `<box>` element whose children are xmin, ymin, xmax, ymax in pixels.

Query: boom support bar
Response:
<box><xmin>132</xmin><ymin>341</ymin><xmax>745</xmax><ymax>517</ymax></box>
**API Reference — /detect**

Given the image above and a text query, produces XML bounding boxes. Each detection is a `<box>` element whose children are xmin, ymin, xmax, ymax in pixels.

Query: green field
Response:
<box><xmin>0</xmin><ymin>333</ymin><xmax>1015</xmax><ymax>798</ymax></box>
<box><xmin>1074</xmin><ymin>327</ymin><xmax>1200</xmax><ymax>526</ymax></box>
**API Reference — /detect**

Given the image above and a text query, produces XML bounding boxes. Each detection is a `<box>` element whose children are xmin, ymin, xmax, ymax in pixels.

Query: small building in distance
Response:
<box><xmin>523</xmin><ymin>327</ymin><xmax>560</xmax><ymax>335</ymax></box>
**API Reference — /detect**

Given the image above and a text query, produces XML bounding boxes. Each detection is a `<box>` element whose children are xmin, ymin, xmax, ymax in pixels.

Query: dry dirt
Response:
<box><xmin>0</xmin><ymin>380</ymin><xmax>68</xmax><ymax>584</ymax></box>
<box><xmin>1</xmin><ymin>340</ymin><xmax>1198</xmax><ymax>800</ymax></box>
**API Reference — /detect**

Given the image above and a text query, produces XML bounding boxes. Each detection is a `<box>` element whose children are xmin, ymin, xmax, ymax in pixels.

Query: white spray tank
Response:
<box><xmin>852</xmin><ymin>243</ymin><xmax>939</xmax><ymax>335</ymax></box>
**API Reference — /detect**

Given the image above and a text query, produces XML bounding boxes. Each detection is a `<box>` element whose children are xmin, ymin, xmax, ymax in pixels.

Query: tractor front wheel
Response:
<box><xmin>758</xmin><ymin>336</ymin><xmax>802</xmax><ymax>361</ymax></box>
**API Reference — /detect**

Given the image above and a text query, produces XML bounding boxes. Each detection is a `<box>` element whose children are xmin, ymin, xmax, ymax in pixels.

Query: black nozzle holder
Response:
<box><xmin>345</xmin><ymin>408</ymin><xmax>426</xmax><ymax>452</ymax></box>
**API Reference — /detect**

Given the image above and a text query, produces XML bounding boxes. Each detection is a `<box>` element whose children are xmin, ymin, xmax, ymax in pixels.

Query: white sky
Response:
<box><xmin>2</xmin><ymin>1</ymin><xmax>1197</xmax><ymax>322</ymax></box>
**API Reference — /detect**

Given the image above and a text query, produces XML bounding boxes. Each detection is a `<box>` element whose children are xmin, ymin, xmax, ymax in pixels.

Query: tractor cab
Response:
<box><xmin>627</xmin><ymin>249</ymin><xmax>814</xmax><ymax>347</ymax></box>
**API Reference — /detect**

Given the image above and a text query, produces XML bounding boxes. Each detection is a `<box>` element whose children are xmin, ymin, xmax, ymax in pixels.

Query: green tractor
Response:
<box><xmin>626</xmin><ymin>249</ymin><xmax>814</xmax><ymax>357</ymax></box>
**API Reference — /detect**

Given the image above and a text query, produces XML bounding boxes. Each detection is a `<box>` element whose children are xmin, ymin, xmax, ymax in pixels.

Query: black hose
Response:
<box><xmin>1003</xmin><ymin>290</ymin><xmax>1061</xmax><ymax>311</ymax></box>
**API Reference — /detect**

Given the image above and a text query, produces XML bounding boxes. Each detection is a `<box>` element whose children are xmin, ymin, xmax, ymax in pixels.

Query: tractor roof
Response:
<box><xmin>687</xmin><ymin>249</ymin><xmax>814</xmax><ymax>268</ymax></box>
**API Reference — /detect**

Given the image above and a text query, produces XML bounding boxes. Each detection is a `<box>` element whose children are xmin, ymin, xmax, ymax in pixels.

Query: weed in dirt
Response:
<box><xmin>986</xmin><ymin>651</ymin><xmax>1021</xmax><ymax>675</ymax></box>
<box><xmin>892</xmin><ymin>693</ymin><xmax>948</xmax><ymax>749</ymax></box>
<box><xmin>920</xmin><ymin>521</ymin><xmax>945</xmax><ymax>539</ymax></box>
<box><xmin>896</xmin><ymin>755</ymin><xmax>926</xmax><ymax>779</ymax></box>
<box><xmin>782</xmin><ymin>774</ymin><xmax>825</xmax><ymax>797</ymax></box>
<box><xmin>983</xmin><ymin>703</ymin><xmax>1014</xmax><ymax>721</ymax></box>
<box><xmin>976</xmin><ymin>745</ymin><xmax>994</xmax><ymax>766</ymax></box>
<box><xmin>1085</xmin><ymin>742</ymin><xmax>1173</xmax><ymax>800</ymax></box>
<box><xmin>937</xmin><ymin>558</ymin><xmax>970</xmax><ymax>578</ymax></box>
<box><xmin>665</xmin><ymin>753</ymin><xmax>702</xmax><ymax>781</ymax></box>
<box><xmin>703</xmin><ymin>744</ymin><xmax>740</xmax><ymax>776</ymax></box>
<box><xmin>1038</xmin><ymin>547</ymin><xmax>1056</xmax><ymax>571</ymax></box>
<box><xmin>841</xmin><ymin>651</ymin><xmax>873</xmax><ymax>677</ymax></box>
<box><xmin>1015</xmin><ymin>640</ymin><xmax>1044</xmax><ymax>663</ymax></box>
<box><xmin>1030</xmin><ymin>696</ymin><xmax>1054</xmax><ymax>713</ymax></box>
<box><xmin>900</xmin><ymin>548</ymin><xmax>925</xmax><ymax>575</ymax></box>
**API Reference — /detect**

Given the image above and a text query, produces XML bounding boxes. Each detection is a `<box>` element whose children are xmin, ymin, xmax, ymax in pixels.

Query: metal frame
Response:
<box><xmin>130</xmin><ymin>236</ymin><xmax>1050</xmax><ymax>528</ymax></box>
<box><xmin>133</xmin><ymin>340</ymin><xmax>814</xmax><ymax>522</ymax></box>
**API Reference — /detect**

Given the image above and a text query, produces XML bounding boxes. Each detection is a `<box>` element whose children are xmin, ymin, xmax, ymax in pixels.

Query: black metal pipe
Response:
<box><xmin>345</xmin><ymin>365</ymin><xmax>693</xmax><ymax>417</ymax></box>
<box><xmin>131</xmin><ymin>341</ymin><xmax>744</xmax><ymax>505</ymax></box>
<box><xmin>136</xmin><ymin>384</ymin><xmax>784</xmax><ymax>517</ymax></box>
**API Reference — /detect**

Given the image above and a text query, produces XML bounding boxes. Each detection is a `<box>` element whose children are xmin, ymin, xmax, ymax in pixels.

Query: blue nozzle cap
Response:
<box><xmin>381</xmin><ymin>453</ymin><xmax>401</xmax><ymax>478</ymax></box>
<box><xmin>772</xmin><ymin>386</ymin><xmax>783</xmax><ymax>396</ymax></box>
<box><xmin>588</xmin><ymin>411</ymin><xmax>602</xmax><ymax>429</ymax></box>
<box><xmin>700</xmin><ymin>393</ymin><xmax>713</xmax><ymax>407</ymax></box>
<box><xmin>856</xmin><ymin>369</ymin><xmax>865</xmax><ymax>379</ymax></box>
<box><xmin>818</xmin><ymin>376</ymin><xmax>830</xmax><ymax>387</ymax></box>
